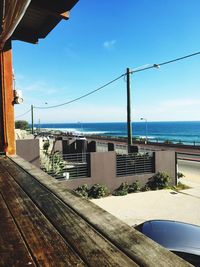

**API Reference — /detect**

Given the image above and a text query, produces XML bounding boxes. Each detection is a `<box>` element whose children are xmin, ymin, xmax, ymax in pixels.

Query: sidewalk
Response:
<box><xmin>92</xmin><ymin>189</ymin><xmax>200</xmax><ymax>227</ymax></box>
<box><xmin>92</xmin><ymin>161</ymin><xmax>200</xmax><ymax>227</ymax></box>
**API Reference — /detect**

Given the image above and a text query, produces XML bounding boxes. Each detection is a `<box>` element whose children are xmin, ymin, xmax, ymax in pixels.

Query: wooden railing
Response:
<box><xmin>3</xmin><ymin>155</ymin><xmax>192</xmax><ymax>267</ymax></box>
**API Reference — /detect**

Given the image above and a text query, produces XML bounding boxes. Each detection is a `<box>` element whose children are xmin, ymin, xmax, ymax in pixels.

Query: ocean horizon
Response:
<box><xmin>34</xmin><ymin>121</ymin><xmax>200</xmax><ymax>145</ymax></box>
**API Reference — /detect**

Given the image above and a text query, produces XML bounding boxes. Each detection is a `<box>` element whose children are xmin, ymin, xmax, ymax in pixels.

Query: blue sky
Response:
<box><xmin>13</xmin><ymin>0</ymin><xmax>200</xmax><ymax>123</ymax></box>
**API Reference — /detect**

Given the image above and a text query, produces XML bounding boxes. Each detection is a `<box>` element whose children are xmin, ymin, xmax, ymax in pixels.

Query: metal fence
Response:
<box><xmin>177</xmin><ymin>152</ymin><xmax>200</xmax><ymax>161</ymax></box>
<box><xmin>41</xmin><ymin>152</ymin><xmax>90</xmax><ymax>180</ymax></box>
<box><xmin>96</xmin><ymin>142</ymin><xmax>128</xmax><ymax>154</ymax></box>
<box><xmin>145</xmin><ymin>138</ymin><xmax>200</xmax><ymax>147</ymax></box>
<box><xmin>116</xmin><ymin>152</ymin><xmax>155</xmax><ymax>176</ymax></box>
<box><xmin>115</xmin><ymin>144</ymin><xmax>128</xmax><ymax>154</ymax></box>
<box><xmin>96</xmin><ymin>142</ymin><xmax>108</xmax><ymax>152</ymax></box>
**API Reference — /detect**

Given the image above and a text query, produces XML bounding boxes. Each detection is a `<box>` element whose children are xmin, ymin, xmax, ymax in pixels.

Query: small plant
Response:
<box><xmin>75</xmin><ymin>184</ymin><xmax>89</xmax><ymax>198</ymax></box>
<box><xmin>42</xmin><ymin>151</ymin><xmax>65</xmax><ymax>176</ymax></box>
<box><xmin>128</xmin><ymin>180</ymin><xmax>140</xmax><ymax>193</ymax></box>
<box><xmin>147</xmin><ymin>171</ymin><xmax>171</xmax><ymax>190</ymax></box>
<box><xmin>177</xmin><ymin>172</ymin><xmax>185</xmax><ymax>179</ymax></box>
<box><xmin>113</xmin><ymin>182</ymin><xmax>129</xmax><ymax>196</ymax></box>
<box><xmin>174</xmin><ymin>182</ymin><xmax>190</xmax><ymax>191</ymax></box>
<box><xmin>140</xmin><ymin>184</ymin><xmax>151</xmax><ymax>192</ymax></box>
<box><xmin>43</xmin><ymin>141</ymin><xmax>50</xmax><ymax>154</ymax></box>
<box><xmin>88</xmin><ymin>184</ymin><xmax>109</xmax><ymax>199</ymax></box>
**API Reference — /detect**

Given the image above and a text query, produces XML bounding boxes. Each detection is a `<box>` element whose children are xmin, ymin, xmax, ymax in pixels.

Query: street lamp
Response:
<box><xmin>140</xmin><ymin>118</ymin><xmax>148</xmax><ymax>144</ymax></box>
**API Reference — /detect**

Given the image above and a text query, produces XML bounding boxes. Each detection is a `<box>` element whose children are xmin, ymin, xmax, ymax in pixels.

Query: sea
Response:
<box><xmin>35</xmin><ymin>121</ymin><xmax>200</xmax><ymax>145</ymax></box>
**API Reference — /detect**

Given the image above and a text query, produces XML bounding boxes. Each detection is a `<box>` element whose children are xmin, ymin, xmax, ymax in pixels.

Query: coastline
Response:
<box><xmin>34</xmin><ymin>120</ymin><xmax>200</xmax><ymax>146</ymax></box>
<box><xmin>35</xmin><ymin>127</ymin><xmax>200</xmax><ymax>156</ymax></box>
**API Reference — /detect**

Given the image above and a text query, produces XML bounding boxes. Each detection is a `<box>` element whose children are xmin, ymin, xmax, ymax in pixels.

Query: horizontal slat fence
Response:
<box><xmin>116</xmin><ymin>152</ymin><xmax>154</xmax><ymax>176</ymax></box>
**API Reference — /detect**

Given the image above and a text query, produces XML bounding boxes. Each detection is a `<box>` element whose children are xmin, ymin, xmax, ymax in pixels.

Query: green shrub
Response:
<box><xmin>75</xmin><ymin>184</ymin><xmax>89</xmax><ymax>198</ymax></box>
<box><xmin>88</xmin><ymin>184</ymin><xmax>109</xmax><ymax>199</ymax></box>
<box><xmin>43</xmin><ymin>141</ymin><xmax>50</xmax><ymax>153</ymax></box>
<box><xmin>147</xmin><ymin>171</ymin><xmax>171</xmax><ymax>190</ymax></box>
<box><xmin>15</xmin><ymin>120</ymin><xmax>29</xmax><ymax>130</ymax></box>
<box><xmin>128</xmin><ymin>180</ymin><xmax>140</xmax><ymax>193</ymax></box>
<box><xmin>177</xmin><ymin>172</ymin><xmax>185</xmax><ymax>178</ymax></box>
<box><xmin>113</xmin><ymin>182</ymin><xmax>129</xmax><ymax>196</ymax></box>
<box><xmin>140</xmin><ymin>184</ymin><xmax>151</xmax><ymax>192</ymax></box>
<box><xmin>42</xmin><ymin>151</ymin><xmax>65</xmax><ymax>176</ymax></box>
<box><xmin>75</xmin><ymin>184</ymin><xmax>109</xmax><ymax>199</ymax></box>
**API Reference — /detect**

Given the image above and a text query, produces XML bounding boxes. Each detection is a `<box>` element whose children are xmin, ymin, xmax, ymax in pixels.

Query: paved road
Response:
<box><xmin>178</xmin><ymin>159</ymin><xmax>200</xmax><ymax>184</ymax></box>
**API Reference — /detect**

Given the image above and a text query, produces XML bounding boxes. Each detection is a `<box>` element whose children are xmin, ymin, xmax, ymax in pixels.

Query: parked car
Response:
<box><xmin>135</xmin><ymin>220</ymin><xmax>200</xmax><ymax>266</ymax></box>
<box><xmin>74</xmin><ymin>135</ymin><xmax>87</xmax><ymax>141</ymax></box>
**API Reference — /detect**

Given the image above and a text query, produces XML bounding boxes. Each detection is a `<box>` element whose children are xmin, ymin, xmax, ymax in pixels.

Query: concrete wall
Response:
<box><xmin>52</xmin><ymin>140</ymin><xmax>63</xmax><ymax>152</ymax></box>
<box><xmin>155</xmin><ymin>150</ymin><xmax>177</xmax><ymax>186</ymax></box>
<box><xmin>16</xmin><ymin>139</ymin><xmax>40</xmax><ymax>167</ymax></box>
<box><xmin>61</xmin><ymin>150</ymin><xmax>176</xmax><ymax>192</ymax></box>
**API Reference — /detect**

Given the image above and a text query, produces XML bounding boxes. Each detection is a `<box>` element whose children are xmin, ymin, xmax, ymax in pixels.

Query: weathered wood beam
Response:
<box><xmin>0</xmin><ymin>41</ymin><xmax>15</xmax><ymax>155</ymax></box>
<box><xmin>32</xmin><ymin>6</ymin><xmax>70</xmax><ymax>20</ymax></box>
<box><xmin>0</xmin><ymin>193</ymin><xmax>36</xmax><ymax>267</ymax></box>
<box><xmin>9</xmin><ymin>156</ymin><xmax>192</xmax><ymax>267</ymax></box>
<box><xmin>31</xmin><ymin>0</ymin><xmax>78</xmax><ymax>14</ymax></box>
<box><xmin>2</xmin><ymin>158</ymin><xmax>138</xmax><ymax>267</ymax></box>
<box><xmin>0</xmin><ymin>162</ymin><xmax>86</xmax><ymax>266</ymax></box>
<box><xmin>12</xmin><ymin>28</ymin><xmax>39</xmax><ymax>44</ymax></box>
<box><xmin>60</xmin><ymin>11</ymin><xmax>70</xmax><ymax>20</ymax></box>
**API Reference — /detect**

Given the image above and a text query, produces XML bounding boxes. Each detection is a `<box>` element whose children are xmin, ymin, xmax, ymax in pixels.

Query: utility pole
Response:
<box><xmin>126</xmin><ymin>68</ymin><xmax>132</xmax><ymax>153</ymax></box>
<box><xmin>31</xmin><ymin>105</ymin><xmax>34</xmax><ymax>134</ymax></box>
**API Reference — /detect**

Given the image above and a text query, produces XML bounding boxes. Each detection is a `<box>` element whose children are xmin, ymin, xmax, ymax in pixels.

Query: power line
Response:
<box><xmin>131</xmin><ymin>51</ymin><xmax>200</xmax><ymax>73</ymax></box>
<box><xmin>15</xmin><ymin>108</ymin><xmax>31</xmax><ymax>119</ymax></box>
<box><xmin>31</xmin><ymin>51</ymin><xmax>200</xmax><ymax>110</ymax></box>
<box><xmin>34</xmin><ymin>74</ymin><xmax>125</xmax><ymax>109</ymax></box>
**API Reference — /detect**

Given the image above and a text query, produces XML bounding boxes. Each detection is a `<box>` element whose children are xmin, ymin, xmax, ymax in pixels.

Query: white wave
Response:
<box><xmin>138</xmin><ymin>135</ymin><xmax>154</xmax><ymax>139</ymax></box>
<box><xmin>43</xmin><ymin>127</ymin><xmax>77</xmax><ymax>132</ymax></box>
<box><xmin>40</xmin><ymin>127</ymin><xmax>107</xmax><ymax>135</ymax></box>
<box><xmin>80</xmin><ymin>131</ymin><xmax>108</xmax><ymax>135</ymax></box>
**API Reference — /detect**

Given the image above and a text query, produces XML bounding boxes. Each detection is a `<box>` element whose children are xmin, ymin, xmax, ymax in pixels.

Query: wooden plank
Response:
<box><xmin>0</xmin><ymin>158</ymin><xmax>138</xmax><ymax>267</ymax></box>
<box><xmin>10</xmin><ymin>156</ymin><xmax>192</xmax><ymax>267</ymax></box>
<box><xmin>0</xmin><ymin>193</ymin><xmax>36</xmax><ymax>267</ymax></box>
<box><xmin>0</xmin><ymin>164</ymin><xmax>86</xmax><ymax>267</ymax></box>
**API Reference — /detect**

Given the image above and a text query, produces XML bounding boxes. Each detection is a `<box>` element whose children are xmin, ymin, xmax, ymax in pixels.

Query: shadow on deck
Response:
<box><xmin>0</xmin><ymin>156</ymin><xmax>191</xmax><ymax>266</ymax></box>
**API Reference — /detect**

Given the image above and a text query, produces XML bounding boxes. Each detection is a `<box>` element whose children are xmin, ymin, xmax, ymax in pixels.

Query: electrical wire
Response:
<box><xmin>34</xmin><ymin>74</ymin><xmax>125</xmax><ymax>109</ymax></box>
<box><xmin>131</xmin><ymin>51</ymin><xmax>200</xmax><ymax>73</ymax></box>
<box><xmin>34</xmin><ymin>51</ymin><xmax>200</xmax><ymax>110</ymax></box>
<box><xmin>15</xmin><ymin>108</ymin><xmax>31</xmax><ymax>119</ymax></box>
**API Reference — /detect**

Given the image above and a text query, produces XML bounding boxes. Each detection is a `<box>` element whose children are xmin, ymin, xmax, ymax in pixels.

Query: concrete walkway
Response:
<box><xmin>92</xmin><ymin>160</ymin><xmax>200</xmax><ymax>227</ymax></box>
<box><xmin>178</xmin><ymin>159</ymin><xmax>200</xmax><ymax>198</ymax></box>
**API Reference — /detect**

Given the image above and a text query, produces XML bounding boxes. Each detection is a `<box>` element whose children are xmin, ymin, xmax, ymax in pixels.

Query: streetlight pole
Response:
<box><xmin>31</xmin><ymin>105</ymin><xmax>34</xmax><ymax>134</ymax></box>
<box><xmin>140</xmin><ymin>117</ymin><xmax>148</xmax><ymax>144</ymax></box>
<box><xmin>126</xmin><ymin>68</ymin><xmax>132</xmax><ymax>153</ymax></box>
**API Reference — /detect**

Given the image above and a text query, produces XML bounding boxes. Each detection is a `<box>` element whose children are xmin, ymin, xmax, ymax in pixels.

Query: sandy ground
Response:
<box><xmin>91</xmin><ymin>160</ymin><xmax>200</xmax><ymax>227</ymax></box>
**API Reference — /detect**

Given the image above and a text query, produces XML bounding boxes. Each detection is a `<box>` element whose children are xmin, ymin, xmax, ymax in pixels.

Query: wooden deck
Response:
<box><xmin>0</xmin><ymin>156</ymin><xmax>191</xmax><ymax>267</ymax></box>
